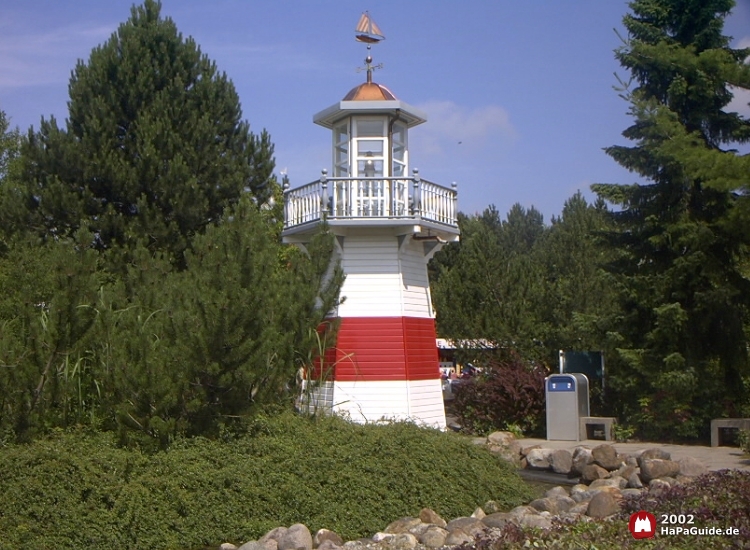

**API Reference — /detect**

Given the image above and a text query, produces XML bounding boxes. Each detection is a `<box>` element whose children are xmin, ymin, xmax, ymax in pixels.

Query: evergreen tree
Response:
<box><xmin>18</xmin><ymin>0</ymin><xmax>274</xmax><ymax>263</ymax></box>
<box><xmin>431</xmin><ymin>204</ymin><xmax>549</xmax><ymax>362</ymax></box>
<box><xmin>592</xmin><ymin>0</ymin><xmax>750</xmax><ymax>439</ymax></box>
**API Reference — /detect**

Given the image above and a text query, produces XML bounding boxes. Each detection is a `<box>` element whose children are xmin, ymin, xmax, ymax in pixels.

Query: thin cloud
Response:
<box><xmin>411</xmin><ymin>100</ymin><xmax>516</xmax><ymax>158</ymax></box>
<box><xmin>0</xmin><ymin>24</ymin><xmax>114</xmax><ymax>88</ymax></box>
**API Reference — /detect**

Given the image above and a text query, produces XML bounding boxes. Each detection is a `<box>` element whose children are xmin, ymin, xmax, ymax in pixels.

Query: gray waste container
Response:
<box><xmin>545</xmin><ymin>373</ymin><xmax>589</xmax><ymax>441</ymax></box>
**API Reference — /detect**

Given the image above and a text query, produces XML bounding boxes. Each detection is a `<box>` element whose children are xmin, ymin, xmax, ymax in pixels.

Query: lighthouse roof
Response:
<box><xmin>342</xmin><ymin>81</ymin><xmax>397</xmax><ymax>101</ymax></box>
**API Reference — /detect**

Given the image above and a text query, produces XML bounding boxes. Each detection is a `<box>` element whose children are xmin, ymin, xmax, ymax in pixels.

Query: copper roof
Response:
<box><xmin>342</xmin><ymin>81</ymin><xmax>398</xmax><ymax>101</ymax></box>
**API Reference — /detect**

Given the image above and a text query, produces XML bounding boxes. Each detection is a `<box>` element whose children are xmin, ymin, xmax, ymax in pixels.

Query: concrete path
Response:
<box><xmin>516</xmin><ymin>438</ymin><xmax>750</xmax><ymax>472</ymax></box>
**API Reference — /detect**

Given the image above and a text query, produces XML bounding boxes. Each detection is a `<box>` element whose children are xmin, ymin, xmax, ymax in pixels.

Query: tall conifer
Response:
<box><xmin>21</xmin><ymin>0</ymin><xmax>273</xmax><ymax>262</ymax></box>
<box><xmin>592</xmin><ymin>0</ymin><xmax>750</xmax><ymax>438</ymax></box>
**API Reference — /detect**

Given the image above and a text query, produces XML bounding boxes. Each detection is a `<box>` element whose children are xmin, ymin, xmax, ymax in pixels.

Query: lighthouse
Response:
<box><xmin>282</xmin><ymin>14</ymin><xmax>459</xmax><ymax>428</ymax></box>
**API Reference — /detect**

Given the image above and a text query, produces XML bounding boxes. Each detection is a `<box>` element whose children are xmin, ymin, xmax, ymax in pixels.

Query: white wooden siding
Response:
<box><xmin>336</xmin><ymin>231</ymin><xmax>433</xmax><ymax>319</ymax></box>
<box><xmin>331</xmin><ymin>380</ymin><xmax>446</xmax><ymax>429</ymax></box>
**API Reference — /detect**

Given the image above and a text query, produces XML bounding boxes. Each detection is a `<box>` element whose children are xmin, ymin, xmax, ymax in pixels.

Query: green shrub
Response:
<box><xmin>453</xmin><ymin>356</ymin><xmax>548</xmax><ymax>436</ymax></box>
<box><xmin>0</xmin><ymin>414</ymin><xmax>534</xmax><ymax>549</ymax></box>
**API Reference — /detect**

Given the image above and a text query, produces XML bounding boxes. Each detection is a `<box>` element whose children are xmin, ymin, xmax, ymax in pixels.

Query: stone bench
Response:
<box><xmin>710</xmin><ymin>418</ymin><xmax>750</xmax><ymax>447</ymax></box>
<box><xmin>579</xmin><ymin>416</ymin><xmax>616</xmax><ymax>441</ymax></box>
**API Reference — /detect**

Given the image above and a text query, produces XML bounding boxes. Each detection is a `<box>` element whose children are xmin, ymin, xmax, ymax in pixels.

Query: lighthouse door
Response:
<box><xmin>353</xmin><ymin>118</ymin><xmax>387</xmax><ymax>217</ymax></box>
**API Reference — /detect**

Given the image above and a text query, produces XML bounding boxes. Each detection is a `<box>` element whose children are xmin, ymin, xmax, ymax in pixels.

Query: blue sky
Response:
<box><xmin>1</xmin><ymin>1</ymin><xmax>748</xmax><ymax>221</ymax></box>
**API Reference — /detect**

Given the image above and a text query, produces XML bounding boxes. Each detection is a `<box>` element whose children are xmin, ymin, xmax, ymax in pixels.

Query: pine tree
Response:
<box><xmin>592</xmin><ymin>0</ymin><xmax>750</xmax><ymax>439</ymax></box>
<box><xmin>19</xmin><ymin>0</ymin><xmax>274</xmax><ymax>263</ymax></box>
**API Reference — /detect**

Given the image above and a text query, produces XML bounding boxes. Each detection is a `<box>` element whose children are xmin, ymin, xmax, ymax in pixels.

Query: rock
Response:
<box><xmin>260</xmin><ymin>528</ymin><xmax>288</xmax><ymax>545</ymax></box>
<box><xmin>372</xmin><ymin>533</ymin><xmax>394</xmax><ymax>542</ymax></box>
<box><xmin>521</xmin><ymin>444</ymin><xmax>541</xmax><ymax>456</ymax></box>
<box><xmin>444</xmin><ymin>530</ymin><xmax>473</xmax><ymax>546</ymax></box>
<box><xmin>678</xmin><ymin>456</ymin><xmax>708</xmax><ymax>477</ymax></box>
<box><xmin>262</xmin><ymin>541</ymin><xmax>278</xmax><ymax>550</ymax></box>
<box><xmin>487</xmin><ymin>431</ymin><xmax>522</xmax><ymax>464</ymax></box>
<box><xmin>586</xmin><ymin>491</ymin><xmax>621</xmax><ymax>518</ymax></box>
<box><xmin>549</xmin><ymin>449</ymin><xmax>573</xmax><ymax>474</ymax></box>
<box><xmin>615</xmin><ymin>464</ymin><xmax>637</xmax><ymax>480</ymax></box>
<box><xmin>470</xmin><ymin>507</ymin><xmax>485</xmax><ymax>519</ymax></box>
<box><xmin>418</xmin><ymin>508</ymin><xmax>446</xmax><ymax>528</ymax></box>
<box><xmin>518</xmin><ymin>515</ymin><xmax>553</xmax><ymax>530</ymax></box>
<box><xmin>640</xmin><ymin>448</ymin><xmax>671</xmax><ymax>461</ymax></box>
<box><xmin>317</xmin><ymin>541</ymin><xmax>342</xmax><ymax>550</ymax></box>
<box><xmin>509</xmin><ymin>505</ymin><xmax>540</xmax><ymax>517</ymax></box>
<box><xmin>627</xmin><ymin>472</ymin><xmax>644</xmax><ymax>489</ymax></box>
<box><xmin>545</xmin><ymin>486</ymin><xmax>568</xmax><ymax>498</ymax></box>
<box><xmin>570</xmin><ymin>485</ymin><xmax>593</xmax><ymax>503</ymax></box>
<box><xmin>278</xmin><ymin>524</ymin><xmax>313</xmax><ymax>550</ymax></box>
<box><xmin>382</xmin><ymin>534</ymin><xmax>418</xmax><ymax>550</ymax></box>
<box><xmin>384</xmin><ymin>518</ymin><xmax>422</xmax><ymax>534</ymax></box>
<box><xmin>591</xmin><ymin>444</ymin><xmax>621</xmax><ymax>470</ymax></box>
<box><xmin>639</xmin><ymin>458</ymin><xmax>680</xmax><ymax>483</ymax></box>
<box><xmin>621</xmin><ymin>488</ymin><xmax>644</xmax><ymax>498</ymax></box>
<box><xmin>525</xmin><ymin>448</ymin><xmax>553</xmax><ymax>470</ymax></box>
<box><xmin>571</xmin><ymin>447</ymin><xmax>593</xmax><ymax>475</ymax></box>
<box><xmin>418</xmin><ymin>526</ymin><xmax>448</xmax><ymax>548</ymax></box>
<box><xmin>529</xmin><ymin>498</ymin><xmax>556</xmax><ymax>513</ymax></box>
<box><xmin>482</xmin><ymin>500</ymin><xmax>502</xmax><ymax>514</ymax></box>
<box><xmin>445</xmin><ymin>517</ymin><xmax>485</xmax><ymax>537</ymax></box>
<box><xmin>648</xmin><ymin>478</ymin><xmax>672</xmax><ymax>497</ymax></box>
<box><xmin>221</xmin><ymin>544</ymin><xmax>239</xmax><ymax>550</ymax></box>
<box><xmin>314</xmin><ymin>530</ymin><xmax>344</xmax><ymax>549</ymax></box>
<box><xmin>589</xmin><ymin>476</ymin><xmax>627</xmax><ymax>490</ymax></box>
<box><xmin>569</xmin><ymin>502</ymin><xmax>590</xmax><ymax>515</ymax></box>
<box><xmin>406</xmin><ymin>523</ymin><xmax>430</xmax><ymax>538</ymax></box>
<box><xmin>481</xmin><ymin>512</ymin><xmax>514</xmax><ymax>529</ymax></box>
<box><xmin>581</xmin><ymin>463</ymin><xmax>609</xmax><ymax>482</ymax></box>
<box><xmin>240</xmin><ymin>543</ymin><xmax>268</xmax><ymax>550</ymax></box>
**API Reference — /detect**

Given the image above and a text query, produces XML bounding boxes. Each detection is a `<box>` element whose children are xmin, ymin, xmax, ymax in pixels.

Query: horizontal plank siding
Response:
<box><xmin>332</xmin><ymin>380</ymin><xmax>446</xmax><ymax>428</ymax></box>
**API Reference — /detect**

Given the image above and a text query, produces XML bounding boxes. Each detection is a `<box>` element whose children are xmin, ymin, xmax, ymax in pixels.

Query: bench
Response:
<box><xmin>579</xmin><ymin>416</ymin><xmax>616</xmax><ymax>441</ymax></box>
<box><xmin>710</xmin><ymin>418</ymin><xmax>750</xmax><ymax>447</ymax></box>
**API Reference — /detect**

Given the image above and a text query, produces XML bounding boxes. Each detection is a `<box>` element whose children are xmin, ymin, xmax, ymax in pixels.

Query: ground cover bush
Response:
<box><xmin>0</xmin><ymin>412</ymin><xmax>534</xmax><ymax>550</ymax></box>
<box><xmin>472</xmin><ymin>470</ymin><xmax>750</xmax><ymax>549</ymax></box>
<box><xmin>453</xmin><ymin>357</ymin><xmax>547</xmax><ymax>436</ymax></box>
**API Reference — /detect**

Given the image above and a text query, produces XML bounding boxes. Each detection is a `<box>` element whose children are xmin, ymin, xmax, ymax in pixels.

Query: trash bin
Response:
<box><xmin>545</xmin><ymin>373</ymin><xmax>589</xmax><ymax>441</ymax></box>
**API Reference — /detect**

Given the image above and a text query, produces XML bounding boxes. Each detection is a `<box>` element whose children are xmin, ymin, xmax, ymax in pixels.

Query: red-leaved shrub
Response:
<box><xmin>453</xmin><ymin>357</ymin><xmax>548</xmax><ymax>436</ymax></box>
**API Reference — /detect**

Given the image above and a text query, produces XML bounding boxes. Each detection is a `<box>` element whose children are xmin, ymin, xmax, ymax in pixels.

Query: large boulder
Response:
<box><xmin>481</xmin><ymin>512</ymin><xmax>514</xmax><ymax>529</ymax></box>
<box><xmin>639</xmin><ymin>458</ymin><xmax>680</xmax><ymax>483</ymax></box>
<box><xmin>381</xmin><ymin>534</ymin><xmax>418</xmax><ymax>550</ymax></box>
<box><xmin>314</xmin><ymin>530</ymin><xmax>344</xmax><ymax>549</ymax></box>
<box><xmin>419</xmin><ymin>508</ymin><xmax>446</xmax><ymax>528</ymax></box>
<box><xmin>571</xmin><ymin>447</ymin><xmax>593</xmax><ymax>475</ymax></box>
<box><xmin>580</xmin><ymin>463</ymin><xmax>609</xmax><ymax>483</ymax></box>
<box><xmin>486</xmin><ymin>431</ymin><xmax>522</xmax><ymax>465</ymax></box>
<box><xmin>639</xmin><ymin>448</ymin><xmax>671</xmax><ymax>461</ymax></box>
<box><xmin>384</xmin><ymin>518</ymin><xmax>422</xmax><ymax>534</ymax></box>
<box><xmin>549</xmin><ymin>449</ymin><xmax>573</xmax><ymax>474</ymax></box>
<box><xmin>591</xmin><ymin>444</ymin><xmax>621</xmax><ymax>471</ymax></box>
<box><xmin>445</xmin><ymin>517</ymin><xmax>485</xmax><ymax>537</ymax></box>
<box><xmin>418</xmin><ymin>527</ymin><xmax>448</xmax><ymax>548</ymax></box>
<box><xmin>525</xmin><ymin>448</ymin><xmax>553</xmax><ymax>470</ymax></box>
<box><xmin>278</xmin><ymin>524</ymin><xmax>313</xmax><ymax>550</ymax></box>
<box><xmin>678</xmin><ymin>456</ymin><xmax>708</xmax><ymax>477</ymax></box>
<box><xmin>586</xmin><ymin>491</ymin><xmax>621</xmax><ymax>518</ymax></box>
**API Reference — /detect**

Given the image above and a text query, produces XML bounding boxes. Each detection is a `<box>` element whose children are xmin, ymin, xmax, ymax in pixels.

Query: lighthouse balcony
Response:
<box><xmin>283</xmin><ymin>171</ymin><xmax>458</xmax><ymax>236</ymax></box>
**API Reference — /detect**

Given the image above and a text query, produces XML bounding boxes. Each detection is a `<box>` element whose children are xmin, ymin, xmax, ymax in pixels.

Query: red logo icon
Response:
<box><xmin>629</xmin><ymin>511</ymin><xmax>657</xmax><ymax>539</ymax></box>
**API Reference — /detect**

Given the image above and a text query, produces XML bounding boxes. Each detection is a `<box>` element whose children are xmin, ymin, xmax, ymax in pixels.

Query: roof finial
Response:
<box><xmin>355</xmin><ymin>12</ymin><xmax>384</xmax><ymax>83</ymax></box>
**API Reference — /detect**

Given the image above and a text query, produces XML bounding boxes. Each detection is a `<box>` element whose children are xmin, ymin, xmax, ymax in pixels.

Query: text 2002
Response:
<box><xmin>661</xmin><ymin>514</ymin><xmax>695</xmax><ymax>525</ymax></box>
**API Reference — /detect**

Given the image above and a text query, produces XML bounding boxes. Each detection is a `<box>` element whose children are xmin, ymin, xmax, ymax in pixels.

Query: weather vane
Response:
<box><xmin>355</xmin><ymin>11</ymin><xmax>385</xmax><ymax>83</ymax></box>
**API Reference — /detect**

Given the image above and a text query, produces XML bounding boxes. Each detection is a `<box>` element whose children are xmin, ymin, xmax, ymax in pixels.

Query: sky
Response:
<box><xmin>1</xmin><ymin>1</ymin><xmax>749</xmax><ymax>222</ymax></box>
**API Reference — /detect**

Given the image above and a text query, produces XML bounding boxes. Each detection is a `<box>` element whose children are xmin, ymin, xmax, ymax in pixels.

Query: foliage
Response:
<box><xmin>453</xmin><ymin>356</ymin><xmax>548</xmax><ymax>437</ymax></box>
<box><xmin>15</xmin><ymin>0</ymin><xmax>274</xmax><ymax>264</ymax></box>
<box><xmin>590</xmin><ymin>0</ymin><xmax>750</xmax><ymax>440</ymax></box>
<box><xmin>472</xmin><ymin>470</ymin><xmax>750</xmax><ymax>549</ymax></box>
<box><xmin>431</xmin><ymin>196</ymin><xmax>617</xmax><ymax>369</ymax></box>
<box><xmin>0</xmin><ymin>414</ymin><xmax>534</xmax><ymax>549</ymax></box>
<box><xmin>0</xmin><ymin>196</ymin><xmax>342</xmax><ymax>445</ymax></box>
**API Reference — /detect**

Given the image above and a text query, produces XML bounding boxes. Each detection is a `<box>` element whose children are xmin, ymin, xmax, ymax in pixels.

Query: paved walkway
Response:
<box><xmin>516</xmin><ymin>438</ymin><xmax>750</xmax><ymax>472</ymax></box>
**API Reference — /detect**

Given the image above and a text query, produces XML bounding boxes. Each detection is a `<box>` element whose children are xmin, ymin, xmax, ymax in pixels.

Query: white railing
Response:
<box><xmin>283</xmin><ymin>169</ymin><xmax>458</xmax><ymax>230</ymax></box>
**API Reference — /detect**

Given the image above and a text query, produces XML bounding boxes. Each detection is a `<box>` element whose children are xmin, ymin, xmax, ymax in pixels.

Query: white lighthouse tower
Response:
<box><xmin>283</xmin><ymin>14</ymin><xmax>459</xmax><ymax>428</ymax></box>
